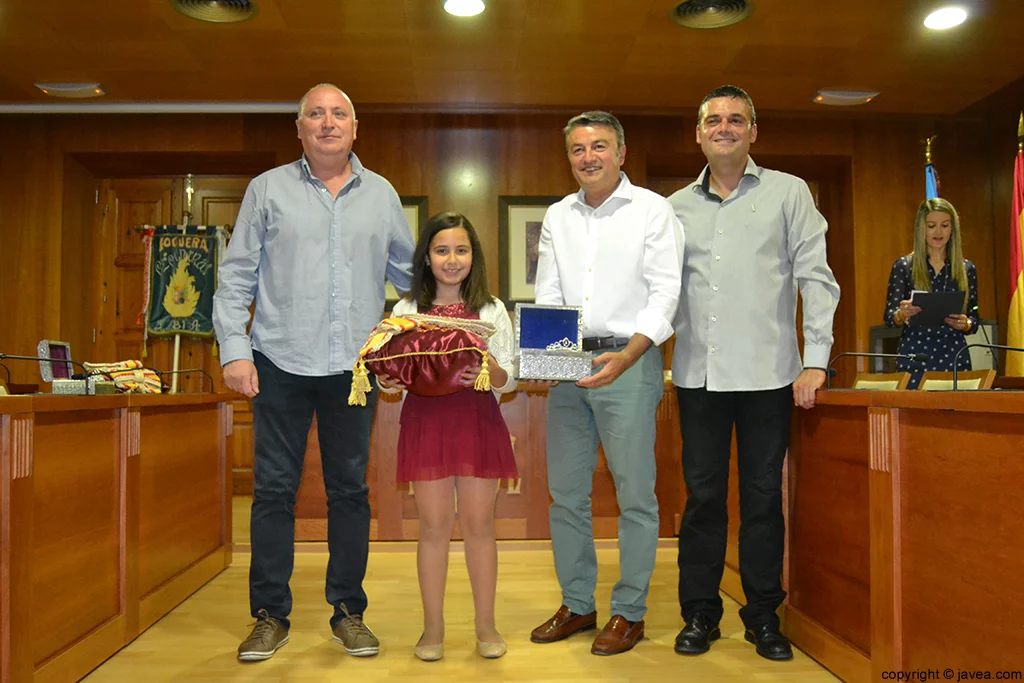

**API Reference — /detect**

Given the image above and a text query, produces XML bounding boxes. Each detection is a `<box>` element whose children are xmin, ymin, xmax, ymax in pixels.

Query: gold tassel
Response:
<box><xmin>348</xmin><ymin>360</ymin><xmax>372</xmax><ymax>406</ymax></box>
<box><xmin>474</xmin><ymin>350</ymin><xmax>491</xmax><ymax>392</ymax></box>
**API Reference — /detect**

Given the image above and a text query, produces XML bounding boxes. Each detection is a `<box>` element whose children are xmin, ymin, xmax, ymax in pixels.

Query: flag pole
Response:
<box><xmin>924</xmin><ymin>135</ymin><xmax>939</xmax><ymax>199</ymax></box>
<box><xmin>170</xmin><ymin>173</ymin><xmax>195</xmax><ymax>394</ymax></box>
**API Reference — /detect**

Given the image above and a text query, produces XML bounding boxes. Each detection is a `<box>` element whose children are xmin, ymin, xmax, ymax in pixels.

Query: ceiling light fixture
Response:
<box><xmin>172</xmin><ymin>0</ymin><xmax>259</xmax><ymax>24</ymax></box>
<box><xmin>34</xmin><ymin>82</ymin><xmax>106</xmax><ymax>98</ymax></box>
<box><xmin>812</xmin><ymin>89</ymin><xmax>880</xmax><ymax>106</ymax></box>
<box><xmin>671</xmin><ymin>0</ymin><xmax>754</xmax><ymax>30</ymax></box>
<box><xmin>444</xmin><ymin>0</ymin><xmax>485</xmax><ymax>17</ymax></box>
<box><xmin>923</xmin><ymin>6</ymin><xmax>968</xmax><ymax>29</ymax></box>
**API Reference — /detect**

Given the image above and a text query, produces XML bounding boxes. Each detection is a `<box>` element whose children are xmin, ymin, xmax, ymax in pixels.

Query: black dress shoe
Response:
<box><xmin>744</xmin><ymin>623</ymin><xmax>794</xmax><ymax>661</ymax></box>
<box><xmin>674</xmin><ymin>614</ymin><xmax>721</xmax><ymax>655</ymax></box>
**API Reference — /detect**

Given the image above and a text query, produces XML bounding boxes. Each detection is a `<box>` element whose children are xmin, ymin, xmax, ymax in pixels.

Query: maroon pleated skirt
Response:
<box><xmin>396</xmin><ymin>388</ymin><xmax>518</xmax><ymax>483</ymax></box>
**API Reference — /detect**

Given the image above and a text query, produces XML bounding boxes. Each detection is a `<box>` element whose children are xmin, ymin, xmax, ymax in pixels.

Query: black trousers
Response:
<box><xmin>675</xmin><ymin>385</ymin><xmax>791</xmax><ymax>629</ymax></box>
<box><xmin>250</xmin><ymin>351</ymin><xmax>378</xmax><ymax>630</ymax></box>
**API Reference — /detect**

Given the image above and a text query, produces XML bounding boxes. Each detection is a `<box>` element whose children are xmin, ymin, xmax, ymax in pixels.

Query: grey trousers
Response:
<box><xmin>545</xmin><ymin>345</ymin><xmax>663</xmax><ymax>622</ymax></box>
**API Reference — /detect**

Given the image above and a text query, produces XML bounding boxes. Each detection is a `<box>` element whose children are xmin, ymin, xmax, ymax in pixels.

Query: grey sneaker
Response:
<box><xmin>238</xmin><ymin>609</ymin><xmax>289</xmax><ymax>662</ymax></box>
<box><xmin>332</xmin><ymin>603</ymin><xmax>380</xmax><ymax>656</ymax></box>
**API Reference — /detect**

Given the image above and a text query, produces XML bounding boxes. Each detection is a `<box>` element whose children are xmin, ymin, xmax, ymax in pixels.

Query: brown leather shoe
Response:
<box><xmin>590</xmin><ymin>615</ymin><xmax>644</xmax><ymax>656</ymax></box>
<box><xmin>530</xmin><ymin>605</ymin><xmax>598</xmax><ymax>643</ymax></box>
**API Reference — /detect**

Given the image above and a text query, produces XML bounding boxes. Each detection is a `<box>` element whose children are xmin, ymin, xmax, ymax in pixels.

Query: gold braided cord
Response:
<box><xmin>403</xmin><ymin>313</ymin><xmax>496</xmax><ymax>338</ymax></box>
<box><xmin>359</xmin><ymin>314</ymin><xmax>496</xmax><ymax>359</ymax></box>
<box><xmin>365</xmin><ymin>346</ymin><xmax>485</xmax><ymax>362</ymax></box>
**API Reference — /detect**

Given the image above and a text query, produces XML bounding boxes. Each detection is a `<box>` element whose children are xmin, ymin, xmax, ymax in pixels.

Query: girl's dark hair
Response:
<box><xmin>408</xmin><ymin>211</ymin><xmax>492</xmax><ymax>312</ymax></box>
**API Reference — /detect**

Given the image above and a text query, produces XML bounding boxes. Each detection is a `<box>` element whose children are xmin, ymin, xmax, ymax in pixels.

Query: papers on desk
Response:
<box><xmin>908</xmin><ymin>289</ymin><xmax>966</xmax><ymax>327</ymax></box>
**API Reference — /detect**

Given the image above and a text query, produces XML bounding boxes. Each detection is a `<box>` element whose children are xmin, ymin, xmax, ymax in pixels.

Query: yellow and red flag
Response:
<box><xmin>1008</xmin><ymin>113</ymin><xmax>1024</xmax><ymax>376</ymax></box>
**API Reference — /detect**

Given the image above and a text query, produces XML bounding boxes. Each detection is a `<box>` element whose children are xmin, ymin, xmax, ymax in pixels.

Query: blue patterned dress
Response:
<box><xmin>884</xmin><ymin>256</ymin><xmax>979</xmax><ymax>389</ymax></box>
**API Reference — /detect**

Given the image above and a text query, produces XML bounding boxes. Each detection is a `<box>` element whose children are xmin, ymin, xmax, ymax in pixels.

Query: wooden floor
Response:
<box><xmin>83</xmin><ymin>499</ymin><xmax>839</xmax><ymax>683</ymax></box>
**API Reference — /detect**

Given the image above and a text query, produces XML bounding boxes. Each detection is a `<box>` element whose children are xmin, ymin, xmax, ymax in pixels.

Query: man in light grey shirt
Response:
<box><xmin>668</xmin><ymin>85</ymin><xmax>840</xmax><ymax>662</ymax></box>
<box><xmin>213</xmin><ymin>83</ymin><xmax>414</xmax><ymax>663</ymax></box>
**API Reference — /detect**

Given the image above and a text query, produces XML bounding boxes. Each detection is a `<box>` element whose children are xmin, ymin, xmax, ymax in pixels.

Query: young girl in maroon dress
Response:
<box><xmin>377</xmin><ymin>211</ymin><xmax>517</xmax><ymax>661</ymax></box>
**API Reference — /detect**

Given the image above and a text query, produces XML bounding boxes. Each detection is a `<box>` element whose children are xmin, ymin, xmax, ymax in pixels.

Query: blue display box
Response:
<box><xmin>513</xmin><ymin>303</ymin><xmax>593</xmax><ymax>381</ymax></box>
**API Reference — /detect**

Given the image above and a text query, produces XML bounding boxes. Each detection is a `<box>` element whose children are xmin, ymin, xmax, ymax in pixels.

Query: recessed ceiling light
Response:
<box><xmin>812</xmin><ymin>89</ymin><xmax>880</xmax><ymax>106</ymax></box>
<box><xmin>671</xmin><ymin>0</ymin><xmax>754</xmax><ymax>30</ymax></box>
<box><xmin>172</xmin><ymin>0</ymin><xmax>258</xmax><ymax>24</ymax></box>
<box><xmin>35</xmin><ymin>82</ymin><xmax>106</xmax><ymax>98</ymax></box>
<box><xmin>924</xmin><ymin>6</ymin><xmax>968</xmax><ymax>29</ymax></box>
<box><xmin>444</xmin><ymin>0</ymin><xmax>485</xmax><ymax>17</ymax></box>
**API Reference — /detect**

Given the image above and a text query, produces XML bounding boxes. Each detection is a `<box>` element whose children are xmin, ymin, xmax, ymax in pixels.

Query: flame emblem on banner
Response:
<box><xmin>162</xmin><ymin>253</ymin><xmax>201</xmax><ymax>318</ymax></box>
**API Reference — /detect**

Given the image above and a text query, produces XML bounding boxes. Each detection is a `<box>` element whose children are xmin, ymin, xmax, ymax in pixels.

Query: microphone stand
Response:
<box><xmin>952</xmin><ymin>344</ymin><xmax>1024</xmax><ymax>390</ymax></box>
<box><xmin>0</xmin><ymin>353</ymin><xmax>91</xmax><ymax>378</ymax></box>
<box><xmin>0</xmin><ymin>355</ymin><xmax>216</xmax><ymax>394</ymax></box>
<box><xmin>152</xmin><ymin>367</ymin><xmax>216</xmax><ymax>393</ymax></box>
<box><xmin>826</xmin><ymin>352</ymin><xmax>929</xmax><ymax>389</ymax></box>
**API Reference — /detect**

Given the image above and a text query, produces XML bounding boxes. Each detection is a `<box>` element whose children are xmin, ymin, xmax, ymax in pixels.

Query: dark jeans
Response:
<box><xmin>675</xmin><ymin>385</ymin><xmax>791</xmax><ymax>630</ymax></box>
<box><xmin>250</xmin><ymin>351</ymin><xmax>378</xmax><ymax>630</ymax></box>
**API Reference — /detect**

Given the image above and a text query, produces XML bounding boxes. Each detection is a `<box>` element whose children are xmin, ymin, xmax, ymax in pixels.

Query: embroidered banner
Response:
<box><xmin>144</xmin><ymin>226</ymin><xmax>219</xmax><ymax>337</ymax></box>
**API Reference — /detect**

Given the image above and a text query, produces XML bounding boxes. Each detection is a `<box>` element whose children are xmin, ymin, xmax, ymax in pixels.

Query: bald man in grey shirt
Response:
<box><xmin>215</xmin><ymin>83</ymin><xmax>414</xmax><ymax>663</ymax></box>
<box><xmin>668</xmin><ymin>85</ymin><xmax>839</xmax><ymax>662</ymax></box>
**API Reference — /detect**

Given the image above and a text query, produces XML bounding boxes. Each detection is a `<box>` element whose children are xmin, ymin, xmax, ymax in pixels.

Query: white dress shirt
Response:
<box><xmin>534</xmin><ymin>173</ymin><xmax>684</xmax><ymax>346</ymax></box>
<box><xmin>669</xmin><ymin>157</ymin><xmax>840</xmax><ymax>391</ymax></box>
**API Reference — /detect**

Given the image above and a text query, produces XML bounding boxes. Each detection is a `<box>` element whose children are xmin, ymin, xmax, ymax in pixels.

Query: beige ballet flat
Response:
<box><xmin>414</xmin><ymin>641</ymin><xmax>444</xmax><ymax>662</ymax></box>
<box><xmin>477</xmin><ymin>639</ymin><xmax>507</xmax><ymax>659</ymax></box>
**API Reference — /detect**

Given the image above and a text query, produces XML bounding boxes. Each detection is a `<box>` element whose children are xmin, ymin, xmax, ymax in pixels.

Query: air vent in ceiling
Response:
<box><xmin>171</xmin><ymin>0</ymin><xmax>258</xmax><ymax>24</ymax></box>
<box><xmin>671</xmin><ymin>0</ymin><xmax>753</xmax><ymax>29</ymax></box>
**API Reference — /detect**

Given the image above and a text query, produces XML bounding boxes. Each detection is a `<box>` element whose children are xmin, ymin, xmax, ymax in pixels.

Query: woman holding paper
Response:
<box><xmin>884</xmin><ymin>197</ymin><xmax>979</xmax><ymax>388</ymax></box>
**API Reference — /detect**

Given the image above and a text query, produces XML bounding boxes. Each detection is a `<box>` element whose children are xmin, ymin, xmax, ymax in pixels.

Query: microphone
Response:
<box><xmin>826</xmin><ymin>351</ymin><xmax>929</xmax><ymax>389</ymax></box>
<box><xmin>952</xmin><ymin>343</ymin><xmax>1024</xmax><ymax>390</ymax></box>
<box><xmin>0</xmin><ymin>353</ymin><xmax>91</xmax><ymax>378</ymax></box>
<box><xmin>0</xmin><ymin>353</ymin><xmax>95</xmax><ymax>395</ymax></box>
<box><xmin>968</xmin><ymin>305</ymin><xmax>997</xmax><ymax>370</ymax></box>
<box><xmin>152</xmin><ymin>367</ymin><xmax>216</xmax><ymax>393</ymax></box>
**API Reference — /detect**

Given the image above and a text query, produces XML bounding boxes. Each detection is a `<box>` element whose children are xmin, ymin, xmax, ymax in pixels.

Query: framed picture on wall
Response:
<box><xmin>498</xmin><ymin>195</ymin><xmax>561</xmax><ymax>306</ymax></box>
<box><xmin>386</xmin><ymin>196</ymin><xmax>428</xmax><ymax>303</ymax></box>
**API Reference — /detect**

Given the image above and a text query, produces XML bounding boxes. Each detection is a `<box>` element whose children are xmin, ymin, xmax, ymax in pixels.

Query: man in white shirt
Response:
<box><xmin>669</xmin><ymin>85</ymin><xmax>840</xmax><ymax>661</ymax></box>
<box><xmin>528</xmin><ymin>111</ymin><xmax>684</xmax><ymax>656</ymax></box>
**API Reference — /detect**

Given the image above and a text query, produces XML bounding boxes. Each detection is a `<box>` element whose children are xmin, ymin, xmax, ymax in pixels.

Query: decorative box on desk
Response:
<box><xmin>514</xmin><ymin>303</ymin><xmax>593</xmax><ymax>381</ymax></box>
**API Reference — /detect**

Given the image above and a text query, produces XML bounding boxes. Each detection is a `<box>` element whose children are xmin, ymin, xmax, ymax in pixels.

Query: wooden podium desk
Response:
<box><xmin>786</xmin><ymin>389</ymin><xmax>1024</xmax><ymax>682</ymax></box>
<box><xmin>0</xmin><ymin>393</ymin><xmax>233</xmax><ymax>683</ymax></box>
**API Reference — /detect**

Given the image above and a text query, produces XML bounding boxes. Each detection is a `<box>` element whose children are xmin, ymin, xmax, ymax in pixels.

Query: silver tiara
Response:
<box><xmin>545</xmin><ymin>337</ymin><xmax>579</xmax><ymax>352</ymax></box>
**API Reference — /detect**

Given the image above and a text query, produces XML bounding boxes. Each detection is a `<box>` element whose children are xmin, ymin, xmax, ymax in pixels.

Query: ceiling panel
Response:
<box><xmin>0</xmin><ymin>0</ymin><xmax>1021</xmax><ymax>115</ymax></box>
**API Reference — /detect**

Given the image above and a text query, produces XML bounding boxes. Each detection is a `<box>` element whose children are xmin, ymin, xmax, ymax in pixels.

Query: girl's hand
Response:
<box><xmin>376</xmin><ymin>374</ymin><xmax>406</xmax><ymax>391</ymax></box>
<box><xmin>459</xmin><ymin>363</ymin><xmax>483</xmax><ymax>387</ymax></box>
<box><xmin>944</xmin><ymin>314</ymin><xmax>971</xmax><ymax>332</ymax></box>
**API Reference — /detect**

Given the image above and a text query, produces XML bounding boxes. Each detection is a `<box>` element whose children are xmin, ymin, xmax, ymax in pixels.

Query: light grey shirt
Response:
<box><xmin>669</xmin><ymin>156</ymin><xmax>840</xmax><ymax>391</ymax></box>
<box><xmin>213</xmin><ymin>153</ymin><xmax>415</xmax><ymax>376</ymax></box>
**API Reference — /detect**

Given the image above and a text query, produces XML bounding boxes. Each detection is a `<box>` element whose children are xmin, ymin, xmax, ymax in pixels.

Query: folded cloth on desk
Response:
<box><xmin>349</xmin><ymin>314</ymin><xmax>496</xmax><ymax>406</ymax></box>
<box><xmin>83</xmin><ymin>360</ymin><xmax>162</xmax><ymax>394</ymax></box>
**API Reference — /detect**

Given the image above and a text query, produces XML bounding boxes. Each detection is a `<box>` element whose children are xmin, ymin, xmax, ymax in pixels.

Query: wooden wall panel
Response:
<box><xmin>60</xmin><ymin>156</ymin><xmax>101</xmax><ymax>363</ymax></box>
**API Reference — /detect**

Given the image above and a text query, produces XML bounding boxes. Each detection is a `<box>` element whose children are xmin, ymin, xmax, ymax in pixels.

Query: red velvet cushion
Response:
<box><xmin>364</xmin><ymin>327</ymin><xmax>487</xmax><ymax>397</ymax></box>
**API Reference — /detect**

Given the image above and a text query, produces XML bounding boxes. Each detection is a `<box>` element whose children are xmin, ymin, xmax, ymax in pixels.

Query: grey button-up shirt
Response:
<box><xmin>669</xmin><ymin>156</ymin><xmax>840</xmax><ymax>391</ymax></box>
<box><xmin>213</xmin><ymin>153</ymin><xmax>415</xmax><ymax>376</ymax></box>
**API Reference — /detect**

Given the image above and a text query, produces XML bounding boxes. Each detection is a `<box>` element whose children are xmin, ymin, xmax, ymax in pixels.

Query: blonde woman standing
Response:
<box><xmin>884</xmin><ymin>198</ymin><xmax>979</xmax><ymax>389</ymax></box>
